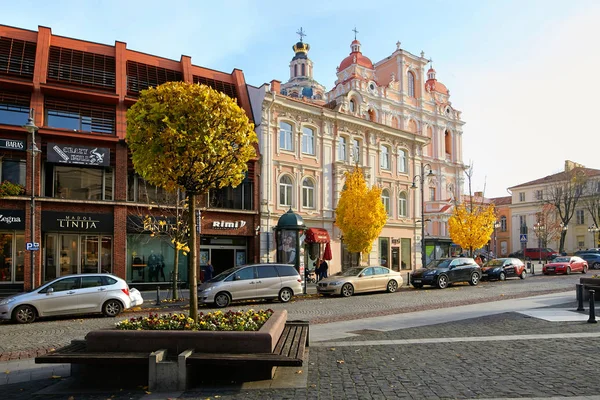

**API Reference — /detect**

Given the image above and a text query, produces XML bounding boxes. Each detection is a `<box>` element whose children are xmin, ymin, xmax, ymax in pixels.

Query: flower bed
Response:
<box><xmin>116</xmin><ymin>309</ymin><xmax>273</xmax><ymax>331</ymax></box>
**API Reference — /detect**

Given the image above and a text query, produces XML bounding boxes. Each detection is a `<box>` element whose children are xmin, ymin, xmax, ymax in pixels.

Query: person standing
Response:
<box><xmin>204</xmin><ymin>260</ymin><xmax>214</xmax><ymax>282</ymax></box>
<box><xmin>319</xmin><ymin>259</ymin><xmax>328</xmax><ymax>280</ymax></box>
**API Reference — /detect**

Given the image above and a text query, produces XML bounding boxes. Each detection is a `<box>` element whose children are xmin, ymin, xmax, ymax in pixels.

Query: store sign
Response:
<box><xmin>0</xmin><ymin>139</ymin><xmax>25</xmax><ymax>151</ymax></box>
<box><xmin>47</xmin><ymin>143</ymin><xmax>110</xmax><ymax>166</ymax></box>
<box><xmin>0</xmin><ymin>209</ymin><xmax>25</xmax><ymax>230</ymax></box>
<box><xmin>212</xmin><ymin>220</ymin><xmax>247</xmax><ymax>230</ymax></box>
<box><xmin>42</xmin><ymin>212</ymin><xmax>114</xmax><ymax>232</ymax></box>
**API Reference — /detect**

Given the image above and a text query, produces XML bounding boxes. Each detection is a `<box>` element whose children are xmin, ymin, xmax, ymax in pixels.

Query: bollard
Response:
<box><xmin>588</xmin><ymin>290</ymin><xmax>597</xmax><ymax>324</ymax></box>
<box><xmin>531</xmin><ymin>262</ymin><xmax>535</xmax><ymax>275</ymax></box>
<box><xmin>155</xmin><ymin>286</ymin><xmax>161</xmax><ymax>306</ymax></box>
<box><xmin>576</xmin><ymin>284</ymin><xmax>585</xmax><ymax>311</ymax></box>
<box><xmin>407</xmin><ymin>272</ymin><xmax>410</xmax><ymax>287</ymax></box>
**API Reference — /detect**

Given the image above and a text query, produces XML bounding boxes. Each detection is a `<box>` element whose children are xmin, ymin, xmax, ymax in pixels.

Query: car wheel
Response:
<box><xmin>386</xmin><ymin>280</ymin><xmax>398</xmax><ymax>293</ymax></box>
<box><xmin>12</xmin><ymin>305</ymin><xmax>36</xmax><ymax>324</ymax></box>
<box><xmin>520</xmin><ymin>270</ymin><xmax>527</xmax><ymax>279</ymax></box>
<box><xmin>469</xmin><ymin>272</ymin><xmax>480</xmax><ymax>286</ymax></box>
<box><xmin>102</xmin><ymin>300</ymin><xmax>122</xmax><ymax>317</ymax></box>
<box><xmin>412</xmin><ymin>283</ymin><xmax>423</xmax><ymax>289</ymax></box>
<box><xmin>566</xmin><ymin>267</ymin><xmax>571</xmax><ymax>275</ymax></box>
<box><xmin>437</xmin><ymin>275</ymin><xmax>449</xmax><ymax>289</ymax></box>
<box><xmin>278</xmin><ymin>288</ymin><xmax>293</xmax><ymax>303</ymax></box>
<box><xmin>582</xmin><ymin>265</ymin><xmax>588</xmax><ymax>274</ymax></box>
<box><xmin>499</xmin><ymin>272</ymin><xmax>506</xmax><ymax>281</ymax></box>
<box><xmin>214</xmin><ymin>292</ymin><xmax>231</xmax><ymax>308</ymax></box>
<box><xmin>593</xmin><ymin>262</ymin><xmax>600</xmax><ymax>269</ymax></box>
<box><xmin>341</xmin><ymin>283</ymin><xmax>354</xmax><ymax>297</ymax></box>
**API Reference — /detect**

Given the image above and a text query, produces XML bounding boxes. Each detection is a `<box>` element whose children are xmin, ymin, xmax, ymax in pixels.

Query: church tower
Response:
<box><xmin>280</xmin><ymin>28</ymin><xmax>326</xmax><ymax>100</ymax></box>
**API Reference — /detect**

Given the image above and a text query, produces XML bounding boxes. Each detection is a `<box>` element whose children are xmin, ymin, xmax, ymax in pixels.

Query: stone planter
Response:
<box><xmin>86</xmin><ymin>309</ymin><xmax>288</xmax><ymax>355</ymax></box>
<box><xmin>580</xmin><ymin>278</ymin><xmax>600</xmax><ymax>301</ymax></box>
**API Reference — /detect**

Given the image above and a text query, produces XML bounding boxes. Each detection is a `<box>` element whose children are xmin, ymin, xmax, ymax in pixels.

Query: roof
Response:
<box><xmin>426</xmin><ymin>79</ymin><xmax>448</xmax><ymax>95</ymax></box>
<box><xmin>491</xmin><ymin>196</ymin><xmax>512</xmax><ymax>206</ymax></box>
<box><xmin>509</xmin><ymin>167</ymin><xmax>600</xmax><ymax>189</ymax></box>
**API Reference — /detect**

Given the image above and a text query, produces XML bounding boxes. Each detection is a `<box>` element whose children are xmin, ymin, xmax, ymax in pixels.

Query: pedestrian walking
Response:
<box><xmin>315</xmin><ymin>258</ymin><xmax>322</xmax><ymax>282</ymax></box>
<box><xmin>319</xmin><ymin>259</ymin><xmax>329</xmax><ymax>280</ymax></box>
<box><xmin>204</xmin><ymin>260</ymin><xmax>214</xmax><ymax>282</ymax></box>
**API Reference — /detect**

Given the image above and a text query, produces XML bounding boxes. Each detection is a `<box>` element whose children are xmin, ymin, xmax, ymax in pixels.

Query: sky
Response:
<box><xmin>4</xmin><ymin>0</ymin><xmax>600</xmax><ymax>198</ymax></box>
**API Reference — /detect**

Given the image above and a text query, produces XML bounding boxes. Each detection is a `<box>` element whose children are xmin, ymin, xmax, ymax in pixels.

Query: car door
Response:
<box><xmin>503</xmin><ymin>259</ymin><xmax>515</xmax><ymax>277</ymax></box>
<box><xmin>448</xmin><ymin>259</ymin><xmax>468</xmax><ymax>283</ymax></box>
<box><xmin>36</xmin><ymin>277</ymin><xmax>82</xmax><ymax>316</ymax></box>
<box><xmin>78</xmin><ymin>275</ymin><xmax>109</xmax><ymax>313</ymax></box>
<box><xmin>373</xmin><ymin>267</ymin><xmax>390</xmax><ymax>291</ymax></box>
<box><xmin>355</xmin><ymin>268</ymin><xmax>376</xmax><ymax>292</ymax></box>
<box><xmin>255</xmin><ymin>265</ymin><xmax>282</xmax><ymax>299</ymax></box>
<box><xmin>226</xmin><ymin>266</ymin><xmax>257</xmax><ymax>300</ymax></box>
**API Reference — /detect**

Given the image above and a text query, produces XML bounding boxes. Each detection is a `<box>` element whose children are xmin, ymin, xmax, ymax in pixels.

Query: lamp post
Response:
<box><xmin>559</xmin><ymin>222</ymin><xmax>568</xmax><ymax>254</ymax></box>
<box><xmin>588</xmin><ymin>225</ymin><xmax>599</xmax><ymax>248</ymax></box>
<box><xmin>533</xmin><ymin>222</ymin><xmax>546</xmax><ymax>262</ymax></box>
<box><xmin>493</xmin><ymin>221</ymin><xmax>501</xmax><ymax>258</ymax></box>
<box><xmin>23</xmin><ymin>109</ymin><xmax>39</xmax><ymax>290</ymax></box>
<box><xmin>410</xmin><ymin>163</ymin><xmax>434</xmax><ymax>268</ymax></box>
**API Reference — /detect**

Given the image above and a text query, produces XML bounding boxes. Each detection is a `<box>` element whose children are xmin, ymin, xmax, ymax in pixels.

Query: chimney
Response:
<box><xmin>270</xmin><ymin>80</ymin><xmax>281</xmax><ymax>94</ymax></box>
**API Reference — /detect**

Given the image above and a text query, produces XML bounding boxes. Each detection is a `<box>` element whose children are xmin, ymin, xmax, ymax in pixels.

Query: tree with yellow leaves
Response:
<box><xmin>448</xmin><ymin>202</ymin><xmax>496</xmax><ymax>257</ymax></box>
<box><xmin>335</xmin><ymin>166</ymin><xmax>387</xmax><ymax>262</ymax></box>
<box><xmin>126</xmin><ymin>82</ymin><xmax>257</xmax><ymax>321</ymax></box>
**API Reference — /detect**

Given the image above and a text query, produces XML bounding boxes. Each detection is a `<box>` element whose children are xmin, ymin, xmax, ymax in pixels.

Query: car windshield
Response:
<box><xmin>209</xmin><ymin>267</ymin><xmax>242</xmax><ymax>282</ymax></box>
<box><xmin>425</xmin><ymin>259</ymin><xmax>452</xmax><ymax>269</ymax></box>
<box><xmin>337</xmin><ymin>267</ymin><xmax>364</xmax><ymax>277</ymax></box>
<box><xmin>485</xmin><ymin>259</ymin><xmax>504</xmax><ymax>267</ymax></box>
<box><xmin>553</xmin><ymin>257</ymin><xmax>570</xmax><ymax>263</ymax></box>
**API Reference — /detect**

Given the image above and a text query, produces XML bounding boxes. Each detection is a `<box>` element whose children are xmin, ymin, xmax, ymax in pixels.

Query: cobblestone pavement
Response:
<box><xmin>0</xmin><ymin>274</ymin><xmax>584</xmax><ymax>360</ymax></box>
<box><xmin>1</xmin><ymin>309</ymin><xmax>600</xmax><ymax>399</ymax></box>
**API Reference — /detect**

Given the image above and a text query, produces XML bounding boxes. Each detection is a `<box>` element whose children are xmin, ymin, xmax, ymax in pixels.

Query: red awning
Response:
<box><xmin>305</xmin><ymin>228</ymin><xmax>330</xmax><ymax>244</ymax></box>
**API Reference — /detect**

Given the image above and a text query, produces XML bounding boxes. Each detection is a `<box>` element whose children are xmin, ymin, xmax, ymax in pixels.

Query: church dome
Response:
<box><xmin>338</xmin><ymin>39</ymin><xmax>373</xmax><ymax>71</ymax></box>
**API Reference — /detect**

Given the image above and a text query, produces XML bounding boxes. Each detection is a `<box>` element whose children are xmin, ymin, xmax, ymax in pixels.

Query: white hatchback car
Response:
<box><xmin>0</xmin><ymin>273</ymin><xmax>132</xmax><ymax>323</ymax></box>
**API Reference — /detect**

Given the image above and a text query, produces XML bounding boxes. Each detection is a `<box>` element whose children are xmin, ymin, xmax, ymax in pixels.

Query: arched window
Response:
<box><xmin>407</xmin><ymin>71</ymin><xmax>415</xmax><ymax>98</ymax></box>
<box><xmin>500</xmin><ymin>216</ymin><xmax>507</xmax><ymax>232</ymax></box>
<box><xmin>398</xmin><ymin>149</ymin><xmax>407</xmax><ymax>173</ymax></box>
<box><xmin>408</xmin><ymin>120</ymin><xmax>417</xmax><ymax>133</ymax></box>
<box><xmin>302</xmin><ymin>178</ymin><xmax>315</xmax><ymax>208</ymax></box>
<box><xmin>381</xmin><ymin>189</ymin><xmax>391</xmax><ymax>216</ymax></box>
<box><xmin>352</xmin><ymin>138</ymin><xmax>360</xmax><ymax>163</ymax></box>
<box><xmin>279</xmin><ymin>175</ymin><xmax>293</xmax><ymax>206</ymax></box>
<box><xmin>294</xmin><ymin>64</ymin><xmax>297</xmax><ymax>77</ymax></box>
<box><xmin>380</xmin><ymin>145</ymin><xmax>390</xmax><ymax>170</ymax></box>
<box><xmin>349</xmin><ymin>99</ymin><xmax>356</xmax><ymax>113</ymax></box>
<box><xmin>368</xmin><ymin>109</ymin><xmax>376</xmax><ymax>122</ymax></box>
<box><xmin>391</xmin><ymin>117</ymin><xmax>399</xmax><ymax>129</ymax></box>
<box><xmin>338</xmin><ymin>136</ymin><xmax>347</xmax><ymax>161</ymax></box>
<box><xmin>301</xmin><ymin>64</ymin><xmax>306</xmax><ymax>76</ymax></box>
<box><xmin>398</xmin><ymin>192</ymin><xmax>407</xmax><ymax>217</ymax></box>
<box><xmin>302</xmin><ymin>127</ymin><xmax>315</xmax><ymax>155</ymax></box>
<box><xmin>279</xmin><ymin>122</ymin><xmax>293</xmax><ymax>151</ymax></box>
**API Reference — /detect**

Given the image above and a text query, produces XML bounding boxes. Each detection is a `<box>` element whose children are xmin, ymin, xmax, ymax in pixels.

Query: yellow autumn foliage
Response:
<box><xmin>448</xmin><ymin>203</ymin><xmax>496</xmax><ymax>253</ymax></box>
<box><xmin>335</xmin><ymin>167</ymin><xmax>387</xmax><ymax>255</ymax></box>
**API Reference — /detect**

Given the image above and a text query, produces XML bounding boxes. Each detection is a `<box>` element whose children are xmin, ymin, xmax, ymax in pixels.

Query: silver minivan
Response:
<box><xmin>198</xmin><ymin>264</ymin><xmax>303</xmax><ymax>308</ymax></box>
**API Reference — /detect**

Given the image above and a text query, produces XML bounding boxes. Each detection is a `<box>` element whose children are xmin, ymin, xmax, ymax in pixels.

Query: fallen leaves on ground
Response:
<box><xmin>4</xmin><ymin>369</ymin><xmax>9</xmax><ymax>374</ymax></box>
<box><xmin>296</xmin><ymin>370</ymin><xmax>303</xmax><ymax>374</ymax></box>
<box><xmin>51</xmin><ymin>375</ymin><xmax>61</xmax><ymax>379</ymax></box>
<box><xmin>336</xmin><ymin>360</ymin><xmax>345</xmax><ymax>364</ymax></box>
<box><xmin>329</xmin><ymin>347</ymin><xmax>336</xmax><ymax>351</ymax></box>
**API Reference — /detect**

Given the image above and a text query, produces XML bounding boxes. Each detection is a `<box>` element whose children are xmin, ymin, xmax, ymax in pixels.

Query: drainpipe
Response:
<box><xmin>265</xmin><ymin>90</ymin><xmax>276</xmax><ymax>262</ymax></box>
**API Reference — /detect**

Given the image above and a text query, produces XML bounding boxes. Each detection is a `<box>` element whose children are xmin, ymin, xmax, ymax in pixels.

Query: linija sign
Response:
<box><xmin>212</xmin><ymin>220</ymin><xmax>247</xmax><ymax>230</ymax></box>
<box><xmin>42</xmin><ymin>212</ymin><xmax>114</xmax><ymax>232</ymax></box>
<box><xmin>47</xmin><ymin>142</ymin><xmax>110</xmax><ymax>166</ymax></box>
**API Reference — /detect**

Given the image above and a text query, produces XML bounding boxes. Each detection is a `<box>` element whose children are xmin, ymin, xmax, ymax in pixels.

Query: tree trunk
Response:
<box><xmin>559</xmin><ymin>230</ymin><xmax>566</xmax><ymax>254</ymax></box>
<box><xmin>188</xmin><ymin>194</ymin><xmax>198</xmax><ymax>321</ymax></box>
<box><xmin>172</xmin><ymin>250</ymin><xmax>179</xmax><ymax>300</ymax></box>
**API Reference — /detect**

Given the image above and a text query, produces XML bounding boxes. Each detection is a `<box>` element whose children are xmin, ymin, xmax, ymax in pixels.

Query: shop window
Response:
<box><xmin>379</xmin><ymin>237</ymin><xmax>389</xmax><ymax>268</ymax></box>
<box><xmin>1</xmin><ymin>159</ymin><xmax>26</xmax><ymax>186</ymax></box>
<box><xmin>127</xmin><ymin>234</ymin><xmax>188</xmax><ymax>283</ymax></box>
<box><xmin>209</xmin><ymin>173</ymin><xmax>253</xmax><ymax>210</ymax></box>
<box><xmin>48</xmin><ymin>165</ymin><xmax>113</xmax><ymax>200</ymax></box>
<box><xmin>401</xmin><ymin>238</ymin><xmax>411</xmax><ymax>270</ymax></box>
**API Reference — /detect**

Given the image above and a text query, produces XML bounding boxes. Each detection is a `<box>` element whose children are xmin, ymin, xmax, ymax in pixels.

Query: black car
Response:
<box><xmin>579</xmin><ymin>253</ymin><xmax>600</xmax><ymax>269</ymax></box>
<box><xmin>410</xmin><ymin>257</ymin><xmax>481</xmax><ymax>289</ymax></box>
<box><xmin>481</xmin><ymin>258</ymin><xmax>527</xmax><ymax>281</ymax></box>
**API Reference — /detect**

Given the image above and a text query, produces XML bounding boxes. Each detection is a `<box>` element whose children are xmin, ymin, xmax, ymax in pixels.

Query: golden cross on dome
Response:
<box><xmin>296</xmin><ymin>27</ymin><xmax>306</xmax><ymax>42</ymax></box>
<box><xmin>352</xmin><ymin>26</ymin><xmax>359</xmax><ymax>40</ymax></box>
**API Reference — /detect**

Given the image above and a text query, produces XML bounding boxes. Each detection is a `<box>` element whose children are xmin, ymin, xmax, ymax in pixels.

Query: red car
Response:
<box><xmin>542</xmin><ymin>256</ymin><xmax>588</xmax><ymax>275</ymax></box>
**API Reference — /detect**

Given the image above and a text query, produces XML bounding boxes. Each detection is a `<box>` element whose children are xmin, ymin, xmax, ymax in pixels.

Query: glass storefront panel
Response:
<box><xmin>60</xmin><ymin>234</ymin><xmax>78</xmax><ymax>276</ymax></box>
<box><xmin>15</xmin><ymin>234</ymin><xmax>24</xmax><ymax>281</ymax></box>
<box><xmin>379</xmin><ymin>237</ymin><xmax>389</xmax><ymax>268</ymax></box>
<box><xmin>81</xmin><ymin>235</ymin><xmax>99</xmax><ymax>273</ymax></box>
<box><xmin>101</xmin><ymin>236</ymin><xmax>112</xmax><ymax>273</ymax></box>
<box><xmin>44</xmin><ymin>235</ymin><xmax>57</xmax><ymax>282</ymax></box>
<box><xmin>127</xmin><ymin>234</ymin><xmax>188</xmax><ymax>283</ymax></box>
<box><xmin>0</xmin><ymin>234</ymin><xmax>12</xmax><ymax>281</ymax></box>
<box><xmin>401</xmin><ymin>238</ymin><xmax>411</xmax><ymax>270</ymax></box>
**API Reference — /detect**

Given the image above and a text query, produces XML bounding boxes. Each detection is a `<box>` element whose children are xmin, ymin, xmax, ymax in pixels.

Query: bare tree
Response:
<box><xmin>581</xmin><ymin>178</ymin><xmax>600</xmax><ymax>245</ymax></box>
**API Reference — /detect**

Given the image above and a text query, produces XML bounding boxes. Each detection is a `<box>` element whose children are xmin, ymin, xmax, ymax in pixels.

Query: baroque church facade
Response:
<box><xmin>250</xmin><ymin>31</ymin><xmax>466</xmax><ymax>274</ymax></box>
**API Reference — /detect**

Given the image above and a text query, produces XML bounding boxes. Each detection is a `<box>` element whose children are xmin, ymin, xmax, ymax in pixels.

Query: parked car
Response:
<box><xmin>316</xmin><ymin>266</ymin><xmax>403</xmax><ymax>297</ymax></box>
<box><xmin>0</xmin><ymin>274</ymin><xmax>132</xmax><ymax>324</ymax></box>
<box><xmin>198</xmin><ymin>263</ymin><xmax>302</xmax><ymax>308</ymax></box>
<box><xmin>507</xmin><ymin>249</ymin><xmax>524</xmax><ymax>259</ymax></box>
<box><xmin>523</xmin><ymin>248</ymin><xmax>558</xmax><ymax>260</ymax></box>
<box><xmin>575</xmin><ymin>248</ymin><xmax>600</xmax><ymax>256</ymax></box>
<box><xmin>481</xmin><ymin>258</ymin><xmax>527</xmax><ymax>281</ymax></box>
<box><xmin>410</xmin><ymin>258</ymin><xmax>481</xmax><ymax>289</ymax></box>
<box><xmin>579</xmin><ymin>253</ymin><xmax>600</xmax><ymax>269</ymax></box>
<box><xmin>542</xmin><ymin>256</ymin><xmax>588</xmax><ymax>275</ymax></box>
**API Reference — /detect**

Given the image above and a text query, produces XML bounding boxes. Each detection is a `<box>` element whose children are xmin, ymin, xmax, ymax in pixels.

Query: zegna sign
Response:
<box><xmin>211</xmin><ymin>220</ymin><xmax>247</xmax><ymax>230</ymax></box>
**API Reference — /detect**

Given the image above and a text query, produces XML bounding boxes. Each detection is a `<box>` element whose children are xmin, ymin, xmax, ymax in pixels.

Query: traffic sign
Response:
<box><xmin>26</xmin><ymin>242</ymin><xmax>40</xmax><ymax>251</ymax></box>
<box><xmin>519</xmin><ymin>234</ymin><xmax>528</xmax><ymax>243</ymax></box>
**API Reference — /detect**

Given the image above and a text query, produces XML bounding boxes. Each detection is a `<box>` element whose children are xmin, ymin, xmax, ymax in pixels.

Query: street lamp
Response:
<box><xmin>588</xmin><ymin>225</ymin><xmax>599</xmax><ymax>248</ymax></box>
<box><xmin>22</xmin><ymin>109</ymin><xmax>39</xmax><ymax>290</ymax></box>
<box><xmin>410</xmin><ymin>163</ymin><xmax>434</xmax><ymax>268</ymax></box>
<box><xmin>533</xmin><ymin>222</ymin><xmax>546</xmax><ymax>262</ymax></box>
<box><xmin>559</xmin><ymin>222</ymin><xmax>568</xmax><ymax>254</ymax></box>
<box><xmin>493</xmin><ymin>221</ymin><xmax>501</xmax><ymax>257</ymax></box>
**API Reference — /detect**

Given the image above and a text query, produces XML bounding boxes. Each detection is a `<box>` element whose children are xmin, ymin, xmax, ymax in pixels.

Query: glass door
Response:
<box><xmin>15</xmin><ymin>234</ymin><xmax>24</xmax><ymax>281</ymax></box>
<box><xmin>100</xmin><ymin>236</ymin><xmax>112</xmax><ymax>273</ymax></box>
<box><xmin>59</xmin><ymin>234</ymin><xmax>78</xmax><ymax>276</ymax></box>
<box><xmin>81</xmin><ymin>236</ymin><xmax>99</xmax><ymax>273</ymax></box>
<box><xmin>44</xmin><ymin>234</ymin><xmax>58</xmax><ymax>282</ymax></box>
<box><xmin>0</xmin><ymin>234</ymin><xmax>12</xmax><ymax>282</ymax></box>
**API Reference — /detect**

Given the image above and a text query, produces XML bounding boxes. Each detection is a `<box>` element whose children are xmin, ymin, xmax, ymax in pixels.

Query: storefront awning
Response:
<box><xmin>305</xmin><ymin>228</ymin><xmax>330</xmax><ymax>244</ymax></box>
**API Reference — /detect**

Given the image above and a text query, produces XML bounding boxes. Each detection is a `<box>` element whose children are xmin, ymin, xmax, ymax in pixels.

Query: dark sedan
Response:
<box><xmin>577</xmin><ymin>253</ymin><xmax>600</xmax><ymax>269</ymax></box>
<box><xmin>481</xmin><ymin>258</ymin><xmax>527</xmax><ymax>281</ymax></box>
<box><xmin>410</xmin><ymin>257</ymin><xmax>481</xmax><ymax>289</ymax></box>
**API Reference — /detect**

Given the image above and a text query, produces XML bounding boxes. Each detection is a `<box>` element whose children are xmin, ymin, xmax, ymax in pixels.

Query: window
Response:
<box><xmin>352</xmin><ymin>139</ymin><xmax>360</xmax><ymax>163</ymax></box>
<box><xmin>576</xmin><ymin>210</ymin><xmax>585</xmax><ymax>225</ymax></box>
<box><xmin>50</xmin><ymin>165</ymin><xmax>113</xmax><ymax>200</ymax></box>
<box><xmin>519</xmin><ymin>192</ymin><xmax>525</xmax><ymax>202</ymax></box>
<box><xmin>1</xmin><ymin>159</ymin><xmax>25</xmax><ymax>186</ymax></box>
<box><xmin>407</xmin><ymin>71</ymin><xmax>415</xmax><ymax>97</ymax></box>
<box><xmin>45</xmin><ymin>98</ymin><xmax>116</xmax><ymax>135</ymax></box>
<box><xmin>444</xmin><ymin>130</ymin><xmax>451</xmax><ymax>157</ymax></box>
<box><xmin>227</xmin><ymin>267</ymin><xmax>254</xmax><ymax>281</ymax></box>
<box><xmin>379</xmin><ymin>237</ymin><xmax>389</xmax><ymax>268</ymax></box>
<box><xmin>193</xmin><ymin>76</ymin><xmax>238</xmax><ymax>100</ymax></box>
<box><xmin>81</xmin><ymin>276</ymin><xmax>104</xmax><ymax>288</ymax></box>
<box><xmin>279</xmin><ymin>175</ymin><xmax>293</xmax><ymax>206</ymax></box>
<box><xmin>257</xmin><ymin>266</ymin><xmax>278</xmax><ymax>279</ymax></box>
<box><xmin>294</xmin><ymin>64</ymin><xmax>297</xmax><ymax>77</ymax></box>
<box><xmin>381</xmin><ymin>189</ymin><xmax>391</xmax><ymax>215</ymax></box>
<box><xmin>398</xmin><ymin>192</ymin><xmax>407</xmax><ymax>217</ymax></box>
<box><xmin>301</xmin><ymin>64</ymin><xmax>305</xmax><ymax>76</ymax></box>
<box><xmin>519</xmin><ymin>215</ymin><xmax>528</xmax><ymax>235</ymax></box>
<box><xmin>47</xmin><ymin>47</ymin><xmax>116</xmax><ymax>91</ymax></box>
<box><xmin>535</xmin><ymin>190</ymin><xmax>543</xmax><ymax>200</ymax></box>
<box><xmin>429</xmin><ymin>187</ymin><xmax>435</xmax><ymax>201</ymax></box>
<box><xmin>0</xmin><ymin>92</ymin><xmax>30</xmax><ymax>126</ymax></box>
<box><xmin>302</xmin><ymin>127</ymin><xmax>315</xmax><ymax>155</ymax></box>
<box><xmin>127</xmin><ymin>174</ymin><xmax>174</xmax><ymax>204</ymax></box>
<box><xmin>349</xmin><ymin>99</ymin><xmax>356</xmax><ymax>113</ymax></box>
<box><xmin>275</xmin><ymin>265</ymin><xmax>299</xmax><ymax>277</ymax></box>
<box><xmin>44</xmin><ymin>277</ymin><xmax>80</xmax><ymax>293</ymax></box>
<box><xmin>398</xmin><ymin>149</ymin><xmax>407</xmax><ymax>173</ymax></box>
<box><xmin>302</xmin><ymin>178</ymin><xmax>315</xmax><ymax>209</ymax></box>
<box><xmin>279</xmin><ymin>122</ymin><xmax>293</xmax><ymax>151</ymax></box>
<box><xmin>500</xmin><ymin>216</ymin><xmax>507</xmax><ymax>232</ymax></box>
<box><xmin>126</xmin><ymin>61</ymin><xmax>182</xmax><ymax>95</ymax></box>
<box><xmin>338</xmin><ymin>136</ymin><xmax>347</xmax><ymax>161</ymax></box>
<box><xmin>209</xmin><ymin>173</ymin><xmax>253</xmax><ymax>210</ymax></box>
<box><xmin>0</xmin><ymin>37</ymin><xmax>36</xmax><ymax>79</ymax></box>
<box><xmin>380</xmin><ymin>145</ymin><xmax>390</xmax><ymax>170</ymax></box>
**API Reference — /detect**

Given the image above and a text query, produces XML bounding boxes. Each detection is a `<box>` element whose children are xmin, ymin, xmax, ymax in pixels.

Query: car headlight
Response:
<box><xmin>424</xmin><ymin>270</ymin><xmax>436</xmax><ymax>275</ymax></box>
<box><xmin>0</xmin><ymin>298</ymin><xmax>16</xmax><ymax>306</ymax></box>
<box><xmin>201</xmin><ymin>286</ymin><xmax>214</xmax><ymax>293</ymax></box>
<box><xmin>329</xmin><ymin>281</ymin><xmax>342</xmax><ymax>286</ymax></box>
